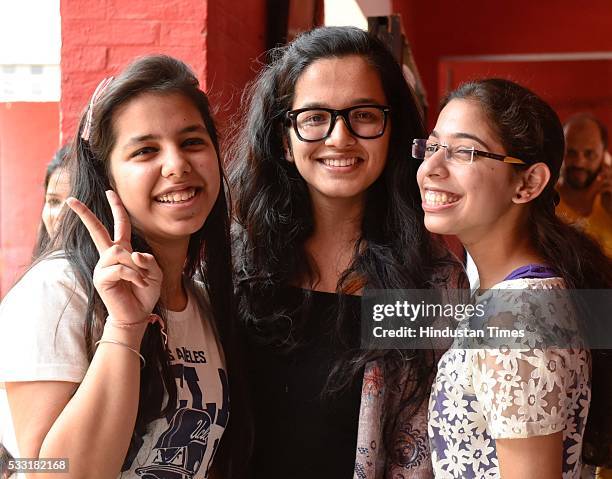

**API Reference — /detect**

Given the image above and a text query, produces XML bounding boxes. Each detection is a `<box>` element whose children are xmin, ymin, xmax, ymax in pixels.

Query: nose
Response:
<box><xmin>419</xmin><ymin>147</ymin><xmax>449</xmax><ymax>178</ymax></box>
<box><xmin>574</xmin><ymin>152</ymin><xmax>591</xmax><ymax>168</ymax></box>
<box><xmin>324</xmin><ymin>116</ymin><xmax>356</xmax><ymax>148</ymax></box>
<box><xmin>161</xmin><ymin>146</ymin><xmax>192</xmax><ymax>178</ymax></box>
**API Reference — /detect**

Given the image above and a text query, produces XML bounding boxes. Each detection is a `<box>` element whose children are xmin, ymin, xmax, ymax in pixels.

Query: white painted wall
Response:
<box><xmin>355</xmin><ymin>0</ymin><xmax>391</xmax><ymax>17</ymax></box>
<box><xmin>324</xmin><ymin>0</ymin><xmax>392</xmax><ymax>29</ymax></box>
<box><xmin>324</xmin><ymin>0</ymin><xmax>368</xmax><ymax>29</ymax></box>
<box><xmin>0</xmin><ymin>0</ymin><xmax>61</xmax><ymax>101</ymax></box>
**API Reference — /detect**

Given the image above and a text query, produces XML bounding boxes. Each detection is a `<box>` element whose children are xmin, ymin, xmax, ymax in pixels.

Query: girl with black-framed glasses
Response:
<box><xmin>229</xmin><ymin>26</ymin><xmax>455</xmax><ymax>478</ymax></box>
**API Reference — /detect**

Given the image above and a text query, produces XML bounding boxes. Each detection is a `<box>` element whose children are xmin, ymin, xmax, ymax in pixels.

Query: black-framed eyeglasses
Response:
<box><xmin>411</xmin><ymin>139</ymin><xmax>526</xmax><ymax>165</ymax></box>
<box><xmin>286</xmin><ymin>105</ymin><xmax>391</xmax><ymax>142</ymax></box>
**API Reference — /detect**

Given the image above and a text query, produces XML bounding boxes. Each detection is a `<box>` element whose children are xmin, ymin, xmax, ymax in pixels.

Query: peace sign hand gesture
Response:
<box><xmin>67</xmin><ymin>190</ymin><xmax>163</xmax><ymax>327</ymax></box>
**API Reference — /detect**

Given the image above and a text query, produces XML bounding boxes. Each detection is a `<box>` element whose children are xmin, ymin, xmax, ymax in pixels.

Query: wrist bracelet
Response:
<box><xmin>105</xmin><ymin>314</ymin><xmax>168</xmax><ymax>347</ymax></box>
<box><xmin>94</xmin><ymin>339</ymin><xmax>146</xmax><ymax>368</ymax></box>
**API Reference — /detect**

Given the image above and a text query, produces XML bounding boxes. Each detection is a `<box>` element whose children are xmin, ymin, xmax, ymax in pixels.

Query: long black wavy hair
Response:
<box><xmin>229</xmin><ymin>25</ymin><xmax>454</xmax><ymax>439</ymax></box>
<box><xmin>443</xmin><ymin>79</ymin><xmax>612</xmax><ymax>289</ymax></box>
<box><xmin>39</xmin><ymin>55</ymin><xmax>247</xmax><ymax>477</ymax></box>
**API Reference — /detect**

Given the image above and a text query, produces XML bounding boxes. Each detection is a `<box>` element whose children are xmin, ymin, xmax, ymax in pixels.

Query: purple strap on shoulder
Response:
<box><xmin>504</xmin><ymin>264</ymin><xmax>558</xmax><ymax>281</ymax></box>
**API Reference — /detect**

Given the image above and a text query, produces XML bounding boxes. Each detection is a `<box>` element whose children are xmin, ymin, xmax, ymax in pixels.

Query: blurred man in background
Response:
<box><xmin>557</xmin><ymin>113</ymin><xmax>611</xmax><ymax>256</ymax></box>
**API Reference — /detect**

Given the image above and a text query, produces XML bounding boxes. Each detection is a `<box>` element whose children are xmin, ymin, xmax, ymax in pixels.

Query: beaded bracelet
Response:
<box><xmin>94</xmin><ymin>339</ymin><xmax>146</xmax><ymax>368</ymax></box>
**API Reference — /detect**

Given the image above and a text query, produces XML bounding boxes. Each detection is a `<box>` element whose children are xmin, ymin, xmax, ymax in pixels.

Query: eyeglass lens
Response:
<box><xmin>412</xmin><ymin>139</ymin><xmax>474</xmax><ymax>164</ymax></box>
<box><xmin>295</xmin><ymin>107</ymin><xmax>386</xmax><ymax>141</ymax></box>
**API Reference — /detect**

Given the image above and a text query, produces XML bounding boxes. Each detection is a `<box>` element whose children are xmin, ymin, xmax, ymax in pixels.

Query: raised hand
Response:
<box><xmin>598</xmin><ymin>163</ymin><xmax>612</xmax><ymax>215</ymax></box>
<box><xmin>66</xmin><ymin>190</ymin><xmax>163</xmax><ymax>326</ymax></box>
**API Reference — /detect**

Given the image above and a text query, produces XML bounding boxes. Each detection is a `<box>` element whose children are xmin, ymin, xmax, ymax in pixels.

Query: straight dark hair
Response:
<box><xmin>37</xmin><ymin>55</ymin><xmax>247</xmax><ymax>477</ymax></box>
<box><xmin>229</xmin><ymin>25</ymin><xmax>455</xmax><ymax>453</ymax></box>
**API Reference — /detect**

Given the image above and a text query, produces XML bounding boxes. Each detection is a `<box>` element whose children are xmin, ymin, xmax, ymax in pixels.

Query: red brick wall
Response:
<box><xmin>60</xmin><ymin>0</ymin><xmax>266</xmax><ymax>139</ymax></box>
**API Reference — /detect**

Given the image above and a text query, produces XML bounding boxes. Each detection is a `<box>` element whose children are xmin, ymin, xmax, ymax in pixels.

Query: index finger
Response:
<box><xmin>66</xmin><ymin>197</ymin><xmax>112</xmax><ymax>254</ymax></box>
<box><xmin>106</xmin><ymin>190</ymin><xmax>132</xmax><ymax>249</ymax></box>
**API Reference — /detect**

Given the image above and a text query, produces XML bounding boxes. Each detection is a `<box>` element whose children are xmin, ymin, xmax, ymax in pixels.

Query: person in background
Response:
<box><xmin>559</xmin><ymin>117</ymin><xmax>612</xmax><ymax>479</ymax></box>
<box><xmin>0</xmin><ymin>146</ymin><xmax>72</xmax><ymax>479</ymax></box>
<box><xmin>33</xmin><ymin>144</ymin><xmax>71</xmax><ymax>258</ymax></box>
<box><xmin>557</xmin><ymin>113</ymin><xmax>612</xmax><ymax>256</ymax></box>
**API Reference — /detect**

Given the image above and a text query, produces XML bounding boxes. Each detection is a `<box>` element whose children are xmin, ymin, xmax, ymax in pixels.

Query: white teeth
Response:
<box><xmin>424</xmin><ymin>190</ymin><xmax>459</xmax><ymax>206</ymax></box>
<box><xmin>156</xmin><ymin>187</ymin><xmax>197</xmax><ymax>203</ymax></box>
<box><xmin>321</xmin><ymin>157</ymin><xmax>358</xmax><ymax>167</ymax></box>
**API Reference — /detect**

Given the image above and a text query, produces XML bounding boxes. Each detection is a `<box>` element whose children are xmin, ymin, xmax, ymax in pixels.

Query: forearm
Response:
<box><xmin>37</xmin><ymin>325</ymin><xmax>145</xmax><ymax>479</ymax></box>
<box><xmin>496</xmin><ymin>433</ymin><xmax>563</xmax><ymax>479</ymax></box>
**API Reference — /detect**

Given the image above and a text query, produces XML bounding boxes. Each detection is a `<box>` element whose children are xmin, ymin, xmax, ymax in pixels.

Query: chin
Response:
<box><xmin>317</xmin><ymin>186</ymin><xmax>367</xmax><ymax>200</ymax></box>
<box><xmin>155</xmin><ymin>222</ymin><xmax>206</xmax><ymax>242</ymax></box>
<box><xmin>424</xmin><ymin>217</ymin><xmax>456</xmax><ymax>236</ymax></box>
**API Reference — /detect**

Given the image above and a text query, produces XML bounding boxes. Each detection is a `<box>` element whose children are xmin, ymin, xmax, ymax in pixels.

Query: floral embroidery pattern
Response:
<box><xmin>428</xmin><ymin>278</ymin><xmax>591</xmax><ymax>478</ymax></box>
<box><xmin>355</xmin><ymin>360</ymin><xmax>433</xmax><ymax>478</ymax></box>
<box><xmin>362</xmin><ymin>363</ymin><xmax>385</xmax><ymax>399</ymax></box>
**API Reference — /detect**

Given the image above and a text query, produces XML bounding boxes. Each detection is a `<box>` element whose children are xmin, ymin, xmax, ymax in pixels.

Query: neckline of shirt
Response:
<box><xmin>166</xmin><ymin>290</ymin><xmax>195</xmax><ymax>322</ymax></box>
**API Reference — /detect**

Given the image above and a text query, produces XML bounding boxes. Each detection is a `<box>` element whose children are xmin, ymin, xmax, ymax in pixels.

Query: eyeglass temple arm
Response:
<box><xmin>502</xmin><ymin>156</ymin><xmax>526</xmax><ymax>165</ymax></box>
<box><xmin>476</xmin><ymin>149</ymin><xmax>526</xmax><ymax>165</ymax></box>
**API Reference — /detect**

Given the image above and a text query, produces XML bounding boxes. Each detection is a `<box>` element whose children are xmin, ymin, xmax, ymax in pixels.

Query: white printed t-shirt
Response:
<box><xmin>0</xmin><ymin>256</ymin><xmax>229</xmax><ymax>478</ymax></box>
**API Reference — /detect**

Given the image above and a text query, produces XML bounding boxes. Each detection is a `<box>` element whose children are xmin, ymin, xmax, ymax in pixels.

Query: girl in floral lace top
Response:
<box><xmin>414</xmin><ymin>79</ymin><xmax>612</xmax><ymax>478</ymax></box>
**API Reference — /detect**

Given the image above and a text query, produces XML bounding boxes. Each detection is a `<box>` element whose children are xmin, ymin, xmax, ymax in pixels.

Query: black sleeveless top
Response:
<box><xmin>245</xmin><ymin>286</ymin><xmax>363</xmax><ymax>478</ymax></box>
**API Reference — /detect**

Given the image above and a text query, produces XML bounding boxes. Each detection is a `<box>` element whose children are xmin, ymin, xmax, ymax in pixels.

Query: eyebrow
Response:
<box><xmin>430</xmin><ymin>130</ymin><xmax>491</xmax><ymax>149</ymax></box>
<box><xmin>298</xmin><ymin>98</ymin><xmax>383</xmax><ymax>109</ymax></box>
<box><xmin>180</xmin><ymin>124</ymin><xmax>208</xmax><ymax>134</ymax></box>
<box><xmin>123</xmin><ymin>124</ymin><xmax>207</xmax><ymax>149</ymax></box>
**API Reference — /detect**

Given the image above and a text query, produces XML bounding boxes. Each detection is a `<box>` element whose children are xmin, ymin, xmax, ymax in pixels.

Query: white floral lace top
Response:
<box><xmin>428</xmin><ymin>277</ymin><xmax>591</xmax><ymax>478</ymax></box>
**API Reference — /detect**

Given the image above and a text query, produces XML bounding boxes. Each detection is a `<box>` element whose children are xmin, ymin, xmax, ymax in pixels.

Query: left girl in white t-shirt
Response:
<box><xmin>0</xmin><ymin>55</ymin><xmax>246</xmax><ymax>478</ymax></box>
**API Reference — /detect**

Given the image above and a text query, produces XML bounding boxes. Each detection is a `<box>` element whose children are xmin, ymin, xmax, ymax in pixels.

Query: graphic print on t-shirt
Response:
<box><xmin>125</xmin><ymin>363</ymin><xmax>229</xmax><ymax>479</ymax></box>
<box><xmin>136</xmin><ymin>407</ymin><xmax>212</xmax><ymax>478</ymax></box>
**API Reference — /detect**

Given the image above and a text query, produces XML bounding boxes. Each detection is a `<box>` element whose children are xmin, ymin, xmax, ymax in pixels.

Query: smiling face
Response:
<box><xmin>416</xmin><ymin>99</ymin><xmax>523</xmax><ymax>243</ymax></box>
<box><xmin>108</xmin><ymin>92</ymin><xmax>220</xmax><ymax>246</ymax></box>
<box><xmin>286</xmin><ymin>55</ymin><xmax>390</xmax><ymax>206</ymax></box>
<box><xmin>42</xmin><ymin>167</ymin><xmax>71</xmax><ymax>236</ymax></box>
